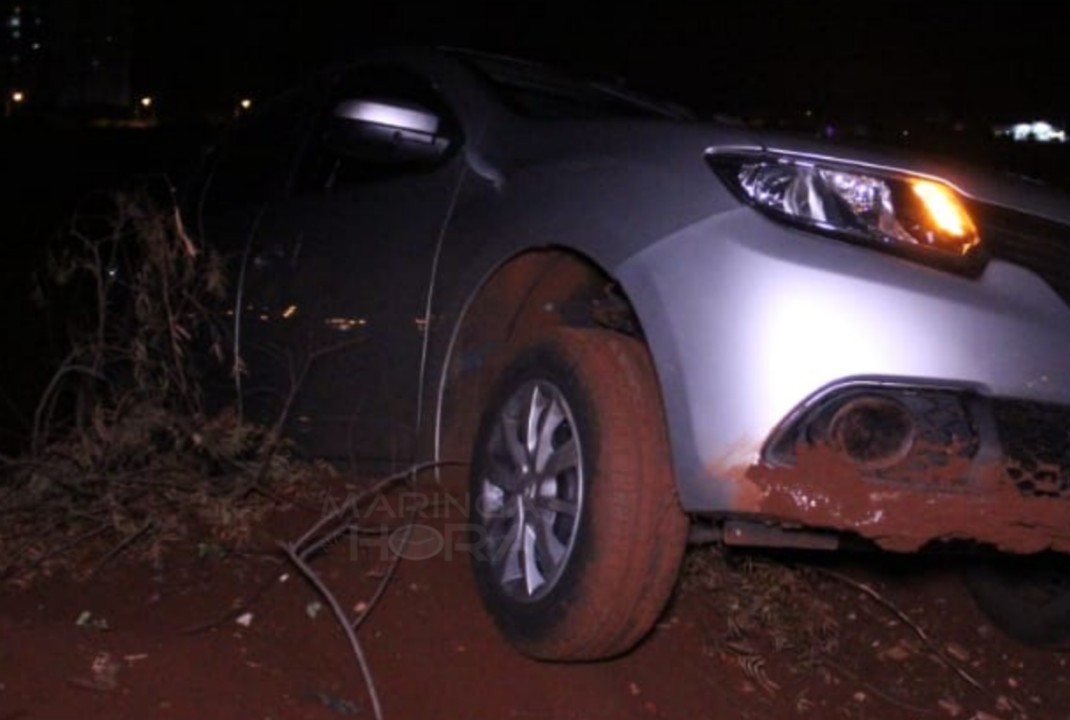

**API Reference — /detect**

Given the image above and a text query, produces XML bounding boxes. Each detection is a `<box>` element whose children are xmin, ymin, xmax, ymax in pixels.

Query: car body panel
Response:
<box><xmin>616</xmin><ymin>208</ymin><xmax>1070</xmax><ymax>500</ymax></box>
<box><xmin>196</xmin><ymin>47</ymin><xmax>1070</xmax><ymax>554</ymax></box>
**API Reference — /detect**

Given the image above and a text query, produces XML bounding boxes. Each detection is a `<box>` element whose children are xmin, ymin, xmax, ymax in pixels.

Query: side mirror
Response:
<box><xmin>323</xmin><ymin>98</ymin><xmax>454</xmax><ymax>163</ymax></box>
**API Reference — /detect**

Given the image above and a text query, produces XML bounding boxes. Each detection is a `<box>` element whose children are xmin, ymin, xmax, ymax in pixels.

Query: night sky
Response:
<box><xmin>130</xmin><ymin>1</ymin><xmax>1068</xmax><ymax>124</ymax></box>
<box><xmin>2</xmin><ymin>0</ymin><xmax>1067</xmax><ymax>449</ymax></box>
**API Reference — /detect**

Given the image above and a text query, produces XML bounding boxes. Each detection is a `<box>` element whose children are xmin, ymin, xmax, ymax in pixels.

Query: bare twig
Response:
<box><xmin>297</xmin><ymin>520</ymin><xmax>358</xmax><ymax>561</ymax></box>
<box><xmin>230</xmin><ymin>206</ymin><xmax>264</xmax><ymax>425</ymax></box>
<box><xmin>818</xmin><ymin>654</ymin><xmax>936</xmax><ymax>715</ymax></box>
<box><xmin>182</xmin><ymin>566</ymin><xmax>287</xmax><ymax>635</ymax></box>
<box><xmin>814</xmin><ymin>567</ymin><xmax>991</xmax><ymax>698</ymax></box>
<box><xmin>290</xmin><ymin>460</ymin><xmax>456</xmax><ymax>559</ymax></box>
<box><xmin>354</xmin><ymin>460</ymin><xmax>462</xmax><ymax>503</ymax></box>
<box><xmin>292</xmin><ymin>495</ymin><xmax>357</xmax><ymax>552</ymax></box>
<box><xmin>275</xmin><ymin>460</ymin><xmax>463</xmax><ymax>718</ymax></box>
<box><xmin>31</xmin><ymin>360</ymin><xmax>104</xmax><ymax>455</ymax></box>
<box><xmin>281</xmin><ymin>540</ymin><xmax>383</xmax><ymax>720</ymax></box>
<box><xmin>353</xmin><ymin>518</ymin><xmax>413</xmax><ymax>632</ymax></box>
<box><xmin>0</xmin><ymin>520</ymin><xmax>112</xmax><ymax>580</ymax></box>
<box><xmin>229</xmin><ymin>338</ymin><xmax>363</xmax><ymax>502</ymax></box>
<box><xmin>21</xmin><ymin>522</ymin><xmax>113</xmax><ymax>575</ymax></box>
<box><xmin>90</xmin><ymin>520</ymin><xmax>154</xmax><ymax>578</ymax></box>
<box><xmin>351</xmin><ymin>482</ymin><xmax>449</xmax><ymax>630</ymax></box>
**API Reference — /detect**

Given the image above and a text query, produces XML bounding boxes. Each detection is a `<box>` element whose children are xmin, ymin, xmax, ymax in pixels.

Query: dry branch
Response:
<box><xmin>282</xmin><ymin>541</ymin><xmax>384</xmax><ymax>720</ymax></box>
<box><xmin>814</xmin><ymin>567</ymin><xmax>992</xmax><ymax>698</ymax></box>
<box><xmin>0</xmin><ymin>181</ymin><xmax>315</xmax><ymax>582</ymax></box>
<box><xmin>277</xmin><ymin>461</ymin><xmax>462</xmax><ymax>720</ymax></box>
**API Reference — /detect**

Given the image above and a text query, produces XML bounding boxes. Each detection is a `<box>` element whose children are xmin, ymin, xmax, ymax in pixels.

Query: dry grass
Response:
<box><xmin>0</xmin><ymin>182</ymin><xmax>322</xmax><ymax>584</ymax></box>
<box><xmin>682</xmin><ymin>547</ymin><xmax>841</xmax><ymax>693</ymax></box>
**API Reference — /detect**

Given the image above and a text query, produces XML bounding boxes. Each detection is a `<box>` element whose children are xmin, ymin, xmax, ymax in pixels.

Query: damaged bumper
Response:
<box><xmin>727</xmin><ymin>384</ymin><xmax>1070</xmax><ymax>553</ymax></box>
<box><xmin>617</xmin><ymin>203</ymin><xmax>1070</xmax><ymax>553</ymax></box>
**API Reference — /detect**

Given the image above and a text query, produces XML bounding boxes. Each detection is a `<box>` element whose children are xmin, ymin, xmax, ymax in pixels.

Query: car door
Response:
<box><xmin>273</xmin><ymin>63</ymin><xmax>467</xmax><ymax>468</ymax></box>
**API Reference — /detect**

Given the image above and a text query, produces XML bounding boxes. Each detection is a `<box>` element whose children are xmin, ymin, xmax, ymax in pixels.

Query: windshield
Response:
<box><xmin>444</xmin><ymin>48</ymin><xmax>692</xmax><ymax>121</ymax></box>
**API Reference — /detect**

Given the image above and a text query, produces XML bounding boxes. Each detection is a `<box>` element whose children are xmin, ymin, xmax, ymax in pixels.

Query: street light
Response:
<box><xmin>4</xmin><ymin>89</ymin><xmax>25</xmax><ymax>117</ymax></box>
<box><xmin>139</xmin><ymin>95</ymin><xmax>153</xmax><ymax>109</ymax></box>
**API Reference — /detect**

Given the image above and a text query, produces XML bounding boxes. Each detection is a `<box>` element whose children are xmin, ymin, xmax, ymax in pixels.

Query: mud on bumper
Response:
<box><xmin>724</xmin><ymin>382</ymin><xmax>1070</xmax><ymax>553</ymax></box>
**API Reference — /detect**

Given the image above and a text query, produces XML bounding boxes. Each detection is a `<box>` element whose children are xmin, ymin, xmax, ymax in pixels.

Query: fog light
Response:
<box><xmin>828</xmin><ymin>396</ymin><xmax>916</xmax><ymax>470</ymax></box>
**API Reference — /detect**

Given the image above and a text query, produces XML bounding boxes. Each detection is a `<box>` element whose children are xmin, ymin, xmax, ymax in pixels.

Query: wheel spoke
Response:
<box><xmin>524</xmin><ymin>385</ymin><xmax>546</xmax><ymax>458</ymax></box>
<box><xmin>500</xmin><ymin>414</ymin><xmax>528</xmax><ymax>475</ymax></box>
<box><xmin>541</xmin><ymin>437</ymin><xmax>578</xmax><ymax>479</ymax></box>
<box><xmin>522</xmin><ymin>521</ymin><xmax>543</xmax><ymax>596</ymax></box>
<box><xmin>483</xmin><ymin>496</ymin><xmax>519</xmax><ymax>521</ymax></box>
<box><xmin>537</xmin><ymin>494</ymin><xmax>579</xmax><ymax>516</ymax></box>
<box><xmin>480</xmin><ymin>479</ymin><xmax>506</xmax><ymax>515</ymax></box>
<box><xmin>534</xmin><ymin>513</ymin><xmax>567</xmax><ymax>569</ymax></box>
<box><xmin>496</xmin><ymin>515</ymin><xmax>524</xmax><ymax>585</ymax></box>
<box><xmin>533</xmin><ymin>395</ymin><xmax>565</xmax><ymax>473</ymax></box>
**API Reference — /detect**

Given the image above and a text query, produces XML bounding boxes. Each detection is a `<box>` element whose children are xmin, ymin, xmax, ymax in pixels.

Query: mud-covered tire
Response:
<box><xmin>965</xmin><ymin>553</ymin><xmax>1070</xmax><ymax>648</ymax></box>
<box><xmin>468</xmin><ymin>327</ymin><xmax>689</xmax><ymax>661</ymax></box>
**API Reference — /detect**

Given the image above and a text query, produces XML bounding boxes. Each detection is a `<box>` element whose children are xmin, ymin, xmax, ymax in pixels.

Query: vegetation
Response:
<box><xmin>0</xmin><ymin>182</ymin><xmax>320</xmax><ymax>584</ymax></box>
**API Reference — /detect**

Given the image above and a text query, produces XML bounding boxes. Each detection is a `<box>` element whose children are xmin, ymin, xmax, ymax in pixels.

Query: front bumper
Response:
<box><xmin>617</xmin><ymin>204</ymin><xmax>1070</xmax><ymax>552</ymax></box>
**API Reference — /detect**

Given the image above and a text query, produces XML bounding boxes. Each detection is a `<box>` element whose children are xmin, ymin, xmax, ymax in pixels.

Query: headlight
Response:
<box><xmin>709</xmin><ymin>151</ymin><xmax>982</xmax><ymax>269</ymax></box>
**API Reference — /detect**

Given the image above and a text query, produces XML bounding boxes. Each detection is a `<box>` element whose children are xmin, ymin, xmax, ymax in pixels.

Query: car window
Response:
<box><xmin>294</xmin><ymin>64</ymin><xmax>463</xmax><ymax>193</ymax></box>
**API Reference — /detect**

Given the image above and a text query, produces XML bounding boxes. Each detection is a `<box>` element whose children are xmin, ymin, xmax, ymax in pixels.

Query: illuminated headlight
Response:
<box><xmin>710</xmin><ymin>152</ymin><xmax>981</xmax><ymax>267</ymax></box>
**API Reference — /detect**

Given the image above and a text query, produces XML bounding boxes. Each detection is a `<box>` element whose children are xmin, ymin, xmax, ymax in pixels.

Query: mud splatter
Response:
<box><xmin>719</xmin><ymin>443</ymin><xmax>1070</xmax><ymax>554</ymax></box>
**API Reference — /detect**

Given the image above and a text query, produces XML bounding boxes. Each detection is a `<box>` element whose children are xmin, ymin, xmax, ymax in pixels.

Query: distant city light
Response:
<box><xmin>239</xmin><ymin>97</ymin><xmax>253</xmax><ymax>110</ymax></box>
<box><xmin>994</xmin><ymin>120</ymin><xmax>1066</xmax><ymax>143</ymax></box>
<box><xmin>10</xmin><ymin>90</ymin><xmax>24</xmax><ymax>103</ymax></box>
<box><xmin>139</xmin><ymin>95</ymin><xmax>153</xmax><ymax>109</ymax></box>
<box><xmin>324</xmin><ymin>317</ymin><xmax>367</xmax><ymax>332</ymax></box>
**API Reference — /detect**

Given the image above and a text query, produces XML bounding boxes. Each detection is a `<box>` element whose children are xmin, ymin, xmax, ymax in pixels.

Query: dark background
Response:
<box><xmin>1</xmin><ymin>0</ymin><xmax>1067</xmax><ymax>452</ymax></box>
<box><xmin>4</xmin><ymin>1</ymin><xmax>1066</xmax><ymax>160</ymax></box>
<box><xmin>130</xmin><ymin>1</ymin><xmax>1067</xmax><ymax>124</ymax></box>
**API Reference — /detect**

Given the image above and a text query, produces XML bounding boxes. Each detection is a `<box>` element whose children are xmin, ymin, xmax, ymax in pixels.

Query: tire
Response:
<box><xmin>964</xmin><ymin>553</ymin><xmax>1070</xmax><ymax>648</ymax></box>
<box><xmin>468</xmin><ymin>327</ymin><xmax>689</xmax><ymax>661</ymax></box>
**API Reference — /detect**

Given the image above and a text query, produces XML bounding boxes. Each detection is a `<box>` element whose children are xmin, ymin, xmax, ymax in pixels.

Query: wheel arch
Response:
<box><xmin>434</xmin><ymin>246</ymin><xmax>656</xmax><ymax>469</ymax></box>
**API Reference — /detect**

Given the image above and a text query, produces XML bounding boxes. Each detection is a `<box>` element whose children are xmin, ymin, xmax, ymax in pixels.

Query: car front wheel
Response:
<box><xmin>468</xmin><ymin>327</ymin><xmax>689</xmax><ymax>661</ymax></box>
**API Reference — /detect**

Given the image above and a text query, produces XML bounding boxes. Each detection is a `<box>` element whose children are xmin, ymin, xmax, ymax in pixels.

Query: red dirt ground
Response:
<box><xmin>3</xmin><ymin>472</ymin><xmax>1069</xmax><ymax>720</ymax></box>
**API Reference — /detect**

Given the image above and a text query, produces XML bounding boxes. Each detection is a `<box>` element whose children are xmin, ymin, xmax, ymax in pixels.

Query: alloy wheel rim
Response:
<box><xmin>479</xmin><ymin>380</ymin><xmax>584</xmax><ymax>602</ymax></box>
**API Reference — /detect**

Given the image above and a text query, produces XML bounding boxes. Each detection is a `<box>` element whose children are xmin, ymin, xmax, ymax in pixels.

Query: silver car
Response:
<box><xmin>195</xmin><ymin>47</ymin><xmax>1070</xmax><ymax>658</ymax></box>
